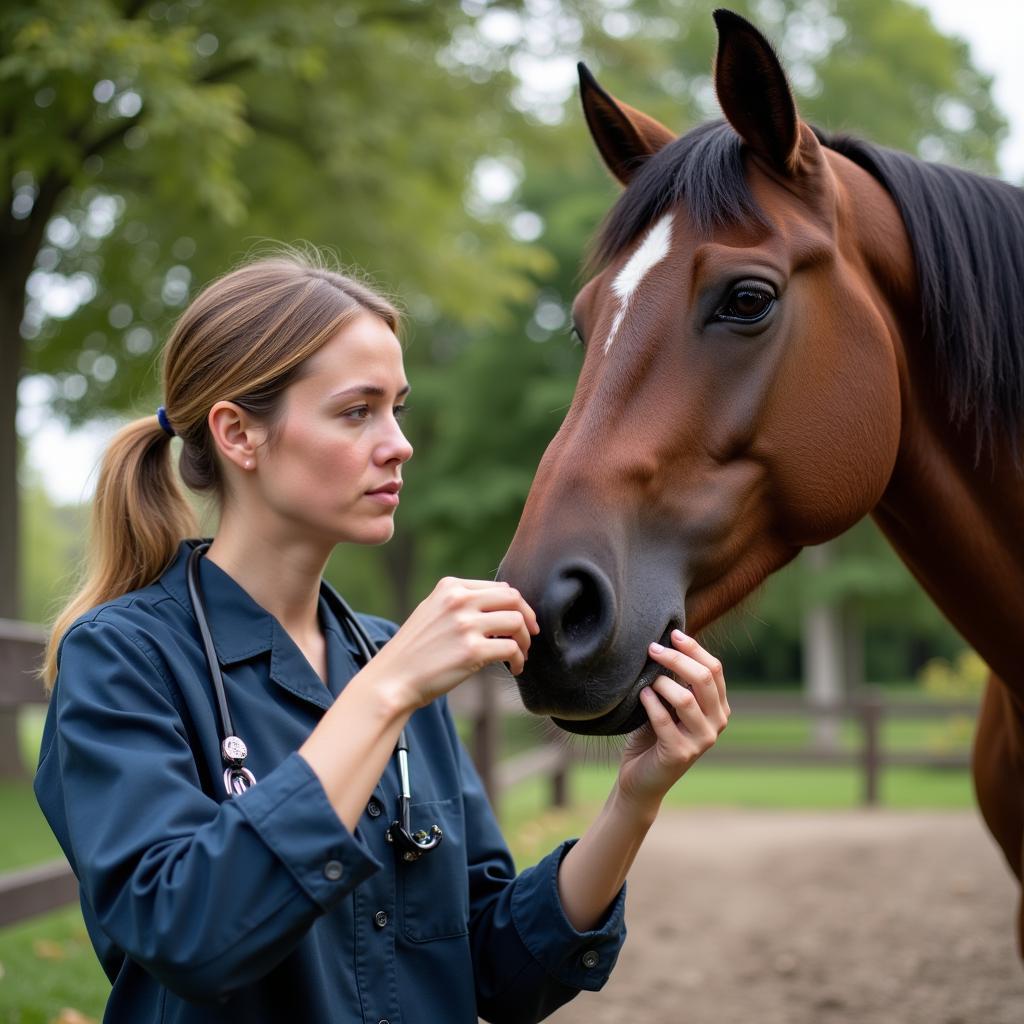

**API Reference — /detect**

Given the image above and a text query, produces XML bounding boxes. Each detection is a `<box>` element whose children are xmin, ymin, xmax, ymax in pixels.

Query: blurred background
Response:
<box><xmin>1</xmin><ymin>1</ymin><xmax>1020</xmax><ymax>1020</ymax></box>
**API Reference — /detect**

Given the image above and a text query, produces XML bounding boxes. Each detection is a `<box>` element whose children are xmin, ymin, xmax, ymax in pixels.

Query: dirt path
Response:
<box><xmin>549</xmin><ymin>809</ymin><xmax>1023</xmax><ymax>1024</ymax></box>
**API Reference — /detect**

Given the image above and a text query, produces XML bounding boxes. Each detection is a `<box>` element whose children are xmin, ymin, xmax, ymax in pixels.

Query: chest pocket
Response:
<box><xmin>399</xmin><ymin>796</ymin><xmax>470</xmax><ymax>942</ymax></box>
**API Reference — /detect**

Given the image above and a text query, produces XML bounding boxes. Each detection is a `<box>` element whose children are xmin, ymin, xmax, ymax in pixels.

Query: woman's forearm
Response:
<box><xmin>556</xmin><ymin>786</ymin><xmax>658</xmax><ymax>932</ymax></box>
<box><xmin>298</xmin><ymin>666</ymin><xmax>413</xmax><ymax>832</ymax></box>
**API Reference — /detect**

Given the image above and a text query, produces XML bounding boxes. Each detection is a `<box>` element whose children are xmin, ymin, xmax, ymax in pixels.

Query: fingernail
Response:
<box><xmin>649</xmin><ymin>641</ymin><xmax>664</xmax><ymax>653</ymax></box>
<box><xmin>672</xmin><ymin>629</ymin><xmax>688</xmax><ymax>641</ymax></box>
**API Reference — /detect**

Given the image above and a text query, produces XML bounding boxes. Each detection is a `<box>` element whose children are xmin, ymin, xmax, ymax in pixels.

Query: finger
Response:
<box><xmin>469</xmin><ymin>585</ymin><xmax>540</xmax><ymax>637</ymax></box>
<box><xmin>651</xmin><ymin>676</ymin><xmax>714</xmax><ymax>743</ymax></box>
<box><xmin>479</xmin><ymin>636</ymin><xmax>525</xmax><ymax>675</ymax></box>
<box><xmin>457</xmin><ymin>578</ymin><xmax>512</xmax><ymax>590</ymax></box>
<box><xmin>670</xmin><ymin>630</ymin><xmax>728</xmax><ymax>715</ymax></box>
<box><xmin>649</xmin><ymin>642</ymin><xmax>724</xmax><ymax>725</ymax></box>
<box><xmin>638</xmin><ymin>683</ymin><xmax>676</xmax><ymax>733</ymax></box>
<box><xmin>479</xmin><ymin>610</ymin><xmax>531</xmax><ymax>656</ymax></box>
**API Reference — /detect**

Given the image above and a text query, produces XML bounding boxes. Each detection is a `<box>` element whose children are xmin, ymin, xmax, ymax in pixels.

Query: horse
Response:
<box><xmin>498</xmin><ymin>8</ymin><xmax>1024</xmax><ymax>954</ymax></box>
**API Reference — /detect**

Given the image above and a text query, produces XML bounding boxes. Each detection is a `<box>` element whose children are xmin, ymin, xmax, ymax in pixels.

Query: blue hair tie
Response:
<box><xmin>156</xmin><ymin>406</ymin><xmax>176</xmax><ymax>438</ymax></box>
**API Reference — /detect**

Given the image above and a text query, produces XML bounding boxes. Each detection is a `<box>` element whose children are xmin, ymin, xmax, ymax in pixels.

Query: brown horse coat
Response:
<box><xmin>500</xmin><ymin>10</ymin><xmax>1024</xmax><ymax>955</ymax></box>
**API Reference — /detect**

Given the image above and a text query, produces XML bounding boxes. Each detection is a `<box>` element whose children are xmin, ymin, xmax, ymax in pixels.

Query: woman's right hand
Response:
<box><xmin>363</xmin><ymin>577</ymin><xmax>539</xmax><ymax>711</ymax></box>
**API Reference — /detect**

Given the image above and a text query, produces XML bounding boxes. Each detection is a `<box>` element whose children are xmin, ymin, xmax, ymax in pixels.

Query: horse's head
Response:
<box><xmin>500</xmin><ymin>10</ymin><xmax>910</xmax><ymax>734</ymax></box>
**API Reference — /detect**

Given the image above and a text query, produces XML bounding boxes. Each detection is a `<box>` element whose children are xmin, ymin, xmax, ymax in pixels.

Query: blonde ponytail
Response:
<box><xmin>42</xmin><ymin>415</ymin><xmax>197</xmax><ymax>688</ymax></box>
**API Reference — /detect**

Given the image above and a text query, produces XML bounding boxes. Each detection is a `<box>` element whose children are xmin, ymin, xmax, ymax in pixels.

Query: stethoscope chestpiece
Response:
<box><xmin>383</xmin><ymin>732</ymin><xmax>444</xmax><ymax>862</ymax></box>
<box><xmin>386</xmin><ymin>821</ymin><xmax>444</xmax><ymax>863</ymax></box>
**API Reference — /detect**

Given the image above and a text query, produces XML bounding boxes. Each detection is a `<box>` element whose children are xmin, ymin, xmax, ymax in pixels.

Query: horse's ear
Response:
<box><xmin>713</xmin><ymin>9</ymin><xmax>800</xmax><ymax>173</ymax></box>
<box><xmin>579</xmin><ymin>62</ymin><xmax>675</xmax><ymax>186</ymax></box>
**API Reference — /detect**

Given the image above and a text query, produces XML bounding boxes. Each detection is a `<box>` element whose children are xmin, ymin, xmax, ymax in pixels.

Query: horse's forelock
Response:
<box><xmin>589</xmin><ymin>120</ymin><xmax>768</xmax><ymax>272</ymax></box>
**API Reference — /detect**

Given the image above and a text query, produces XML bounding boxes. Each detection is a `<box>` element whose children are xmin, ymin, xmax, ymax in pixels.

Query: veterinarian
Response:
<box><xmin>34</xmin><ymin>251</ymin><xmax>730</xmax><ymax>1023</ymax></box>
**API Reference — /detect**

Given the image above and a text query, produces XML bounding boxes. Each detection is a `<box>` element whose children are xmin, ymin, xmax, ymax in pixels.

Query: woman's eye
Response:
<box><xmin>716</xmin><ymin>283</ymin><xmax>776</xmax><ymax>323</ymax></box>
<box><xmin>394</xmin><ymin>404</ymin><xmax>409</xmax><ymax>421</ymax></box>
<box><xmin>343</xmin><ymin>406</ymin><xmax>370</xmax><ymax>420</ymax></box>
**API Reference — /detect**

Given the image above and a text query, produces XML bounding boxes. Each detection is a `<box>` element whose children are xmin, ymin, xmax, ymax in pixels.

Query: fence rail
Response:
<box><xmin>1</xmin><ymin>622</ymin><xmax>977</xmax><ymax>931</ymax></box>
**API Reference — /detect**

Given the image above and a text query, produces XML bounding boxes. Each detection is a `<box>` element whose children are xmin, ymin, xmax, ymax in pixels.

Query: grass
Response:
<box><xmin>0</xmin><ymin>908</ymin><xmax>109</xmax><ymax>1024</ymax></box>
<box><xmin>2</xmin><ymin>699</ymin><xmax>977</xmax><ymax>1022</ymax></box>
<box><xmin>0</xmin><ymin>783</ymin><xmax>61</xmax><ymax>874</ymax></box>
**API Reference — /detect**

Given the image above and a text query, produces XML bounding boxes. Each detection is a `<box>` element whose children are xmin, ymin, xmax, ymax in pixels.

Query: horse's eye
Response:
<box><xmin>717</xmin><ymin>283</ymin><xmax>776</xmax><ymax>323</ymax></box>
<box><xmin>570</xmin><ymin>321</ymin><xmax>585</xmax><ymax>348</ymax></box>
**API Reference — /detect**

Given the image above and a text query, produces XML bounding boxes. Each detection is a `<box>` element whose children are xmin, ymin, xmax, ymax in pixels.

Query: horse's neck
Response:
<box><xmin>872</xmin><ymin>369</ymin><xmax>1024</xmax><ymax>693</ymax></box>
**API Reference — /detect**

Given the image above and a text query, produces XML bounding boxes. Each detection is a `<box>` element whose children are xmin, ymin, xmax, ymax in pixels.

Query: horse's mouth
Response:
<box><xmin>550</xmin><ymin>623</ymin><xmax>678</xmax><ymax>736</ymax></box>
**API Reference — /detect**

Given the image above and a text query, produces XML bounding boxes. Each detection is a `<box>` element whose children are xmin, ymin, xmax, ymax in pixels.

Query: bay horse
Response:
<box><xmin>499</xmin><ymin>9</ymin><xmax>1024</xmax><ymax>953</ymax></box>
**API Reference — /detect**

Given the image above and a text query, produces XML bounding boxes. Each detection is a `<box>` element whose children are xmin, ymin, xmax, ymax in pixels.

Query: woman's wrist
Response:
<box><xmin>351</xmin><ymin>657</ymin><xmax>422</xmax><ymax>721</ymax></box>
<box><xmin>608</xmin><ymin>777</ymin><xmax>662</xmax><ymax>831</ymax></box>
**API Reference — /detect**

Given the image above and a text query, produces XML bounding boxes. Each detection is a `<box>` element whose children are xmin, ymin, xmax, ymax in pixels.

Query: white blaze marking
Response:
<box><xmin>604</xmin><ymin>212</ymin><xmax>674</xmax><ymax>353</ymax></box>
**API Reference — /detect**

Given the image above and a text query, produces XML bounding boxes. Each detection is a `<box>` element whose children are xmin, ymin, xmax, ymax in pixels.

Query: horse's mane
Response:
<box><xmin>593</xmin><ymin>120</ymin><xmax>1024</xmax><ymax>461</ymax></box>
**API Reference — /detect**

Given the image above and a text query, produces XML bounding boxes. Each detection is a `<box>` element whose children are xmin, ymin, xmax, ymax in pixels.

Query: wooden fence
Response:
<box><xmin>0</xmin><ymin>617</ymin><xmax>74</xmax><ymax>927</ymax></box>
<box><xmin>707</xmin><ymin>693</ymin><xmax>975</xmax><ymax>805</ymax></box>
<box><xmin>1</xmin><ymin>621</ymin><xmax>975</xmax><ymax>930</ymax></box>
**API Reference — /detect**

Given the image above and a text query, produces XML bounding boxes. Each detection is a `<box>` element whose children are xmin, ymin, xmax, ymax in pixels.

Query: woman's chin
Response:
<box><xmin>346</xmin><ymin>518</ymin><xmax>397</xmax><ymax>547</ymax></box>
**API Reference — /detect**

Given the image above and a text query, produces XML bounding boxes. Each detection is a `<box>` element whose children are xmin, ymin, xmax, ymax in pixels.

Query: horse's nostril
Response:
<box><xmin>562</xmin><ymin>572</ymin><xmax>600</xmax><ymax>642</ymax></box>
<box><xmin>546</xmin><ymin>562</ymin><xmax>615</xmax><ymax>666</ymax></box>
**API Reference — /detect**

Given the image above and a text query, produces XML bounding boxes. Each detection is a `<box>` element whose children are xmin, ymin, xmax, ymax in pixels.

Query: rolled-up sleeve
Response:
<box><xmin>38</xmin><ymin>619</ymin><xmax>381</xmax><ymax>1003</ymax></box>
<box><xmin>445</xmin><ymin>708</ymin><xmax>627</xmax><ymax>1023</ymax></box>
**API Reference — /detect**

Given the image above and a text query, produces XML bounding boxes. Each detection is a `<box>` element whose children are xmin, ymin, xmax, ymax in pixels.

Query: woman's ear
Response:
<box><xmin>208</xmin><ymin>401</ymin><xmax>266</xmax><ymax>472</ymax></box>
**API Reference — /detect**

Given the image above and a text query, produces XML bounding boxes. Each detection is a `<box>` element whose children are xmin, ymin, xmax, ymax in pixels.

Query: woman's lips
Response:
<box><xmin>365</xmin><ymin>490</ymin><xmax>400</xmax><ymax>506</ymax></box>
<box><xmin>365</xmin><ymin>481</ymin><xmax>402</xmax><ymax>506</ymax></box>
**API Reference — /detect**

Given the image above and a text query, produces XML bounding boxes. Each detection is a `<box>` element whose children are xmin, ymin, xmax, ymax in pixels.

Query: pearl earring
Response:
<box><xmin>245</xmin><ymin>460</ymin><xmax>253</xmax><ymax>470</ymax></box>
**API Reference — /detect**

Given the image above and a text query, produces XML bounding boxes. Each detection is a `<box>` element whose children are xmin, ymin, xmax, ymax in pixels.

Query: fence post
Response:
<box><xmin>551</xmin><ymin>749</ymin><xmax>569</xmax><ymax>809</ymax></box>
<box><xmin>0</xmin><ymin>618</ymin><xmax>49</xmax><ymax>781</ymax></box>
<box><xmin>861</xmin><ymin>694</ymin><xmax>882</xmax><ymax>806</ymax></box>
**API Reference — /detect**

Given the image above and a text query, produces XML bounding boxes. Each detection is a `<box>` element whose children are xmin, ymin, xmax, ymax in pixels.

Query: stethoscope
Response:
<box><xmin>186</xmin><ymin>542</ymin><xmax>443</xmax><ymax>863</ymax></box>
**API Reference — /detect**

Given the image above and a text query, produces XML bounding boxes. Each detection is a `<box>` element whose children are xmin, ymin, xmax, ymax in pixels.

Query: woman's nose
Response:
<box><xmin>381</xmin><ymin>423</ymin><xmax>413</xmax><ymax>464</ymax></box>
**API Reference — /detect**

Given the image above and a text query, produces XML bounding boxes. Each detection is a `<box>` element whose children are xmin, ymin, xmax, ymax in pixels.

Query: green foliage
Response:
<box><xmin>19</xmin><ymin>475</ymin><xmax>86</xmax><ymax>625</ymax></box>
<box><xmin>4</xmin><ymin>0</ymin><xmax>547</xmax><ymax>421</ymax></box>
<box><xmin>11</xmin><ymin>0</ymin><xmax>1005</xmax><ymax>670</ymax></box>
<box><xmin>916</xmin><ymin>649</ymin><xmax>987</xmax><ymax>754</ymax></box>
<box><xmin>919</xmin><ymin>649</ymin><xmax>988</xmax><ymax>700</ymax></box>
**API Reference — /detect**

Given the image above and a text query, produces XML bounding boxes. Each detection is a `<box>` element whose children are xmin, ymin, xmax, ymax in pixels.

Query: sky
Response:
<box><xmin>22</xmin><ymin>0</ymin><xmax>1024</xmax><ymax>506</ymax></box>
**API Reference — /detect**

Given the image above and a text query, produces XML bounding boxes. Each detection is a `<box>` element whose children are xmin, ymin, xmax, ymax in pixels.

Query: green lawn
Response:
<box><xmin>1</xmin><ymin>701</ymin><xmax>977</xmax><ymax>1023</ymax></box>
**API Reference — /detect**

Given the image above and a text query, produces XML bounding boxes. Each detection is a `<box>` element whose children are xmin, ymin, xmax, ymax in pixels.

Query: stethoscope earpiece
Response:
<box><xmin>187</xmin><ymin>541</ymin><xmax>442</xmax><ymax>861</ymax></box>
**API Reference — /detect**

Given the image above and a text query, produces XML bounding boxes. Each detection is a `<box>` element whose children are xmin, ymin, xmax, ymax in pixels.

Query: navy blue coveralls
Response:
<box><xmin>33</xmin><ymin>541</ymin><xmax>626</xmax><ymax>1023</ymax></box>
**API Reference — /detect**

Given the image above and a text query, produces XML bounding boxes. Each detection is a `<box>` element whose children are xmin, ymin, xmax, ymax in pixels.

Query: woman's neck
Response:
<box><xmin>204</xmin><ymin>518</ymin><xmax>332</xmax><ymax>642</ymax></box>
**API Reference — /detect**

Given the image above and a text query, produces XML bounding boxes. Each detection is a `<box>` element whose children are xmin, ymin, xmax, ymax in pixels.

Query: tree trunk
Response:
<box><xmin>0</xmin><ymin>284</ymin><xmax>26</xmax><ymax>777</ymax></box>
<box><xmin>842</xmin><ymin>602</ymin><xmax>865</xmax><ymax>694</ymax></box>
<box><xmin>802</xmin><ymin>542</ymin><xmax>845</xmax><ymax>752</ymax></box>
<box><xmin>382</xmin><ymin>529</ymin><xmax>416</xmax><ymax>619</ymax></box>
<box><xmin>0</xmin><ymin>171</ymin><xmax>71</xmax><ymax>777</ymax></box>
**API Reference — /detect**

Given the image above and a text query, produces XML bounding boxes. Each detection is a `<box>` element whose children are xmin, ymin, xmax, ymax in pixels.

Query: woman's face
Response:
<box><xmin>254</xmin><ymin>310</ymin><xmax>413</xmax><ymax>546</ymax></box>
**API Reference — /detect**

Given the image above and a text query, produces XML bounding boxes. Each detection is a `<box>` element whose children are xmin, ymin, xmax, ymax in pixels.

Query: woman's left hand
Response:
<box><xmin>616</xmin><ymin>629</ymin><xmax>731</xmax><ymax>816</ymax></box>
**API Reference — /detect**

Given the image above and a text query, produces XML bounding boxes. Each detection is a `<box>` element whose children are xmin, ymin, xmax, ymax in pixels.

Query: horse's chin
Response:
<box><xmin>548</xmin><ymin>634</ymin><xmax>676</xmax><ymax>736</ymax></box>
<box><xmin>551</xmin><ymin>697</ymin><xmax>647</xmax><ymax>736</ymax></box>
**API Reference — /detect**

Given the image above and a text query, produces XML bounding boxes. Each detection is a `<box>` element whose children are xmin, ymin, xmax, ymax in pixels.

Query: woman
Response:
<box><xmin>34</xmin><ymin>251</ymin><xmax>730</xmax><ymax>1024</ymax></box>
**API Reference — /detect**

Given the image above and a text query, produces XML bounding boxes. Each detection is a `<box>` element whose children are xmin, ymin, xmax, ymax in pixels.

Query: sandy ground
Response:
<box><xmin>547</xmin><ymin>809</ymin><xmax>1024</xmax><ymax>1024</ymax></box>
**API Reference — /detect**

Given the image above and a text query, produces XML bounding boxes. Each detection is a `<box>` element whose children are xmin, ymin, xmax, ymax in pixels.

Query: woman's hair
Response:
<box><xmin>42</xmin><ymin>247</ymin><xmax>400</xmax><ymax>687</ymax></box>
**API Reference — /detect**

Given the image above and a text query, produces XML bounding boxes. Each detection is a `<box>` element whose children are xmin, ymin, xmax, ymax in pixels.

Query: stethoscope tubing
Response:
<box><xmin>185</xmin><ymin>541</ymin><xmax>441</xmax><ymax>859</ymax></box>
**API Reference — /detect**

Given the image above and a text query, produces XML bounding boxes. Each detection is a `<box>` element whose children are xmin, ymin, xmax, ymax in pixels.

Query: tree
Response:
<box><xmin>373</xmin><ymin>0</ymin><xmax>1004</xmax><ymax>667</ymax></box>
<box><xmin>1</xmin><ymin>0</ymin><xmax>547</xmax><ymax>619</ymax></box>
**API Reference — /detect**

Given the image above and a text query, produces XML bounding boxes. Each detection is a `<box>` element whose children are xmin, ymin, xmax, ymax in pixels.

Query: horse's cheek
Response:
<box><xmin>761</xmin><ymin>307</ymin><xmax>901</xmax><ymax>544</ymax></box>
